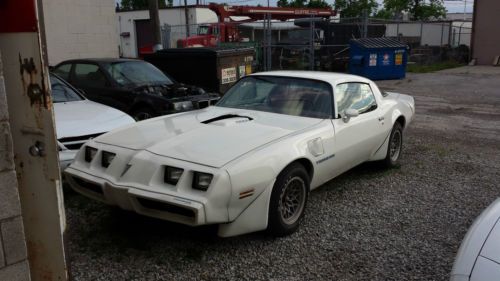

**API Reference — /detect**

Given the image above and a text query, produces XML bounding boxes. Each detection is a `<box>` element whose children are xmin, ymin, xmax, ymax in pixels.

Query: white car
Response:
<box><xmin>450</xmin><ymin>198</ymin><xmax>500</xmax><ymax>281</ymax></box>
<box><xmin>51</xmin><ymin>74</ymin><xmax>135</xmax><ymax>171</ymax></box>
<box><xmin>65</xmin><ymin>71</ymin><xmax>415</xmax><ymax>237</ymax></box>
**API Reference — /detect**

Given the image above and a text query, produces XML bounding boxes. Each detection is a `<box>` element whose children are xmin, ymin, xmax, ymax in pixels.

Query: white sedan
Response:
<box><xmin>51</xmin><ymin>74</ymin><xmax>135</xmax><ymax>171</ymax></box>
<box><xmin>450</xmin><ymin>198</ymin><xmax>500</xmax><ymax>281</ymax></box>
<box><xmin>65</xmin><ymin>71</ymin><xmax>415</xmax><ymax>237</ymax></box>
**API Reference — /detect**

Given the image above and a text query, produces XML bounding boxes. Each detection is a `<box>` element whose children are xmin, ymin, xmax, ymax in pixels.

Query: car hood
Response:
<box><xmin>54</xmin><ymin>100</ymin><xmax>135</xmax><ymax>139</ymax></box>
<box><xmin>95</xmin><ymin>106</ymin><xmax>322</xmax><ymax>168</ymax></box>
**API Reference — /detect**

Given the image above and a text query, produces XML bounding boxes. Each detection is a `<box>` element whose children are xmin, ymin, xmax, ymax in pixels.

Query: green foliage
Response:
<box><xmin>277</xmin><ymin>0</ymin><xmax>331</xmax><ymax>9</ymax></box>
<box><xmin>381</xmin><ymin>0</ymin><xmax>446</xmax><ymax>20</ymax></box>
<box><xmin>119</xmin><ymin>0</ymin><xmax>170</xmax><ymax>11</ymax></box>
<box><xmin>334</xmin><ymin>0</ymin><xmax>379</xmax><ymax>18</ymax></box>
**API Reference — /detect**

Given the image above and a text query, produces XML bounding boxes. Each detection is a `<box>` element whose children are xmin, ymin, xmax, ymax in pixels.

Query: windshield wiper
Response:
<box><xmin>202</xmin><ymin>114</ymin><xmax>253</xmax><ymax>124</ymax></box>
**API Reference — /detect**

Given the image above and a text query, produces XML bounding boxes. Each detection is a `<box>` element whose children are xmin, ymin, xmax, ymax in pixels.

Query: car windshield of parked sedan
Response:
<box><xmin>50</xmin><ymin>75</ymin><xmax>84</xmax><ymax>103</ymax></box>
<box><xmin>104</xmin><ymin>61</ymin><xmax>174</xmax><ymax>86</ymax></box>
<box><xmin>217</xmin><ymin>76</ymin><xmax>333</xmax><ymax>118</ymax></box>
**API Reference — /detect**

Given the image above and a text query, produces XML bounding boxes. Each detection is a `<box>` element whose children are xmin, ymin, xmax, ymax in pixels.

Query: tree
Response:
<box><xmin>334</xmin><ymin>0</ymin><xmax>378</xmax><ymax>18</ymax></box>
<box><xmin>277</xmin><ymin>0</ymin><xmax>331</xmax><ymax>9</ymax></box>
<box><xmin>119</xmin><ymin>0</ymin><xmax>171</xmax><ymax>11</ymax></box>
<box><xmin>381</xmin><ymin>0</ymin><xmax>446</xmax><ymax>20</ymax></box>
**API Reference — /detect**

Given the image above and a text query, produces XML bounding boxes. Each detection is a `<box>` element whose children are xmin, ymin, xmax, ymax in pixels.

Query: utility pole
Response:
<box><xmin>362</xmin><ymin>8</ymin><xmax>368</xmax><ymax>38</ymax></box>
<box><xmin>184</xmin><ymin>0</ymin><xmax>190</xmax><ymax>38</ymax></box>
<box><xmin>463</xmin><ymin>0</ymin><xmax>467</xmax><ymax>20</ymax></box>
<box><xmin>148</xmin><ymin>0</ymin><xmax>163</xmax><ymax>51</ymax></box>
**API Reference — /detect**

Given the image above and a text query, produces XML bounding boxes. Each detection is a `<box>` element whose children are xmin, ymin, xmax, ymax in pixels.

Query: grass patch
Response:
<box><xmin>407</xmin><ymin>61</ymin><xmax>465</xmax><ymax>73</ymax></box>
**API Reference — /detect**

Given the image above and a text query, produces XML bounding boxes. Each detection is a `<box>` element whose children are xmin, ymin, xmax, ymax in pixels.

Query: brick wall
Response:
<box><xmin>42</xmin><ymin>0</ymin><xmax>119</xmax><ymax>65</ymax></box>
<box><xmin>0</xmin><ymin>52</ymin><xmax>31</xmax><ymax>280</ymax></box>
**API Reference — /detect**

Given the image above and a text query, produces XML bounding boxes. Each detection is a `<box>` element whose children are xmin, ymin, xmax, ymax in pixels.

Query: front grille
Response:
<box><xmin>136</xmin><ymin>197</ymin><xmax>195</xmax><ymax>218</ymax></box>
<box><xmin>59</xmin><ymin>132</ymin><xmax>104</xmax><ymax>150</ymax></box>
<box><xmin>72</xmin><ymin>177</ymin><xmax>103</xmax><ymax>194</ymax></box>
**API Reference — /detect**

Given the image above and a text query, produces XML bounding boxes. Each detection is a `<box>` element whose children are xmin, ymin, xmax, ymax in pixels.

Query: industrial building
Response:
<box><xmin>471</xmin><ymin>0</ymin><xmax>500</xmax><ymax>65</ymax></box>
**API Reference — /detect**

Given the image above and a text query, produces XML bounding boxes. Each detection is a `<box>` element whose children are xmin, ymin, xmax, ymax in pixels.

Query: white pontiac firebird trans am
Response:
<box><xmin>65</xmin><ymin>71</ymin><xmax>415</xmax><ymax>237</ymax></box>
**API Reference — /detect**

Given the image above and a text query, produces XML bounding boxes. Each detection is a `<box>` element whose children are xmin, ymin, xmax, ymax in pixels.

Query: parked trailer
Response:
<box><xmin>144</xmin><ymin>47</ymin><xmax>255</xmax><ymax>94</ymax></box>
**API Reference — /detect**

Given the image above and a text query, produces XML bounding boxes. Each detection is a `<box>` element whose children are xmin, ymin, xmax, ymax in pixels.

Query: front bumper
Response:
<box><xmin>66</xmin><ymin>169</ymin><xmax>206</xmax><ymax>225</ymax></box>
<box><xmin>64</xmin><ymin>144</ymin><xmax>232</xmax><ymax>226</ymax></box>
<box><xmin>59</xmin><ymin>149</ymin><xmax>77</xmax><ymax>172</ymax></box>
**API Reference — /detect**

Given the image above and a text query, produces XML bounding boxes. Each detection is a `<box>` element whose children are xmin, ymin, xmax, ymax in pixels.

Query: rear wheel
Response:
<box><xmin>132</xmin><ymin>106</ymin><xmax>156</xmax><ymax>121</ymax></box>
<box><xmin>382</xmin><ymin>122</ymin><xmax>403</xmax><ymax>168</ymax></box>
<box><xmin>267</xmin><ymin>163</ymin><xmax>309</xmax><ymax>237</ymax></box>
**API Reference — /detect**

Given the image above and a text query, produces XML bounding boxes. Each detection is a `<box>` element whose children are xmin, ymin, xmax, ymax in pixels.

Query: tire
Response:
<box><xmin>267</xmin><ymin>163</ymin><xmax>310</xmax><ymax>237</ymax></box>
<box><xmin>131</xmin><ymin>106</ymin><xmax>156</xmax><ymax>121</ymax></box>
<box><xmin>382</xmin><ymin>122</ymin><xmax>403</xmax><ymax>168</ymax></box>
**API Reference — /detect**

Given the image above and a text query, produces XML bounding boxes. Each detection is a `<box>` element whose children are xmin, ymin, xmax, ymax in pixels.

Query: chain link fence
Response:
<box><xmin>161</xmin><ymin>17</ymin><xmax>472</xmax><ymax>72</ymax></box>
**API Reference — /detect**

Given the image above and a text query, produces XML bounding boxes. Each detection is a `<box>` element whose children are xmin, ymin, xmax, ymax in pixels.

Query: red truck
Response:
<box><xmin>177</xmin><ymin>3</ymin><xmax>335</xmax><ymax>48</ymax></box>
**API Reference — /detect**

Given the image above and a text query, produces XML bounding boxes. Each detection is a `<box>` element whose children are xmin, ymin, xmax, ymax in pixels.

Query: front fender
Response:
<box><xmin>223</xmin><ymin>121</ymin><xmax>329</xmax><ymax>222</ymax></box>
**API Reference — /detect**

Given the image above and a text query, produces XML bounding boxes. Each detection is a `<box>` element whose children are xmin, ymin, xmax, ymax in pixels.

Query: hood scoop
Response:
<box><xmin>201</xmin><ymin>114</ymin><xmax>253</xmax><ymax>125</ymax></box>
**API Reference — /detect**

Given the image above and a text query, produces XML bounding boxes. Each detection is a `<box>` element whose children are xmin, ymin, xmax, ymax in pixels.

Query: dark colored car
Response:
<box><xmin>53</xmin><ymin>58</ymin><xmax>220</xmax><ymax>120</ymax></box>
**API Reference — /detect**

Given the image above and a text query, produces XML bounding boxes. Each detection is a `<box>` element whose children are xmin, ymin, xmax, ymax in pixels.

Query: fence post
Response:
<box><xmin>458</xmin><ymin>24</ymin><xmax>462</xmax><ymax>46</ymax></box>
<box><xmin>266</xmin><ymin>14</ymin><xmax>272</xmax><ymax>70</ymax></box>
<box><xmin>309</xmin><ymin>16</ymin><xmax>315</xmax><ymax>70</ymax></box>
<box><xmin>440</xmin><ymin>22</ymin><xmax>444</xmax><ymax>46</ymax></box>
<box><xmin>420</xmin><ymin>22</ymin><xmax>423</xmax><ymax>45</ymax></box>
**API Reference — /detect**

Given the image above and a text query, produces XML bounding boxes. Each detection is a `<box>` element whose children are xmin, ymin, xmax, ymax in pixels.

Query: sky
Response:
<box><xmin>118</xmin><ymin>0</ymin><xmax>474</xmax><ymax>14</ymax></box>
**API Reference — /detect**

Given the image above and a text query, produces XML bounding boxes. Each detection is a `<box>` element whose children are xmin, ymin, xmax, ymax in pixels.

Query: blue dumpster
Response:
<box><xmin>349</xmin><ymin>38</ymin><xmax>408</xmax><ymax>80</ymax></box>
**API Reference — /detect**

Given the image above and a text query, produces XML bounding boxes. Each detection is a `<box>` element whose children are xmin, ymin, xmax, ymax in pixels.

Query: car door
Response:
<box><xmin>330</xmin><ymin>82</ymin><xmax>386</xmax><ymax>172</ymax></box>
<box><xmin>71</xmin><ymin>62</ymin><xmax>115</xmax><ymax>107</ymax></box>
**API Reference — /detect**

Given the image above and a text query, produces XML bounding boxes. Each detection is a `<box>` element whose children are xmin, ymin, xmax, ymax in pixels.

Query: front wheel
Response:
<box><xmin>267</xmin><ymin>163</ymin><xmax>309</xmax><ymax>237</ymax></box>
<box><xmin>382</xmin><ymin>122</ymin><xmax>403</xmax><ymax>168</ymax></box>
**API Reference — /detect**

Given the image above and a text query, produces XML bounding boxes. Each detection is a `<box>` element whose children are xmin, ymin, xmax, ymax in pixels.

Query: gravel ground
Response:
<box><xmin>65</xmin><ymin>68</ymin><xmax>500</xmax><ymax>281</ymax></box>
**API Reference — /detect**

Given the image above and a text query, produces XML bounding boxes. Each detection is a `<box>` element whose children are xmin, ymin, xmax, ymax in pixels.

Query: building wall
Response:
<box><xmin>42</xmin><ymin>0</ymin><xmax>119</xmax><ymax>65</ymax></box>
<box><xmin>0</xmin><ymin>52</ymin><xmax>31</xmax><ymax>281</ymax></box>
<box><xmin>117</xmin><ymin>7</ymin><xmax>218</xmax><ymax>58</ymax></box>
<box><xmin>385</xmin><ymin>22</ymin><xmax>452</xmax><ymax>46</ymax></box>
<box><xmin>471</xmin><ymin>0</ymin><xmax>500</xmax><ymax>64</ymax></box>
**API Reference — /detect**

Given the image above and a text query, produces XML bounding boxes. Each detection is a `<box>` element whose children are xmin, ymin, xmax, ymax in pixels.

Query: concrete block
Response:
<box><xmin>0</xmin><ymin>76</ymin><xmax>8</xmax><ymax>122</ymax></box>
<box><xmin>0</xmin><ymin>171</ymin><xmax>21</xmax><ymax>221</ymax></box>
<box><xmin>0</xmin><ymin>231</ymin><xmax>5</xmax><ymax>267</ymax></box>
<box><xmin>0</xmin><ymin>50</ymin><xmax>10</xmax><ymax>122</ymax></box>
<box><xmin>1</xmin><ymin>217</ymin><xmax>28</xmax><ymax>265</ymax></box>
<box><xmin>0</xmin><ymin>260</ymin><xmax>30</xmax><ymax>281</ymax></box>
<box><xmin>0</xmin><ymin>122</ymin><xmax>15</xmax><ymax>172</ymax></box>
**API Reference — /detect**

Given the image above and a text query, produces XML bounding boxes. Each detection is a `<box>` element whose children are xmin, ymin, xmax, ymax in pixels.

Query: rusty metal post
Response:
<box><xmin>0</xmin><ymin>0</ymin><xmax>68</xmax><ymax>280</ymax></box>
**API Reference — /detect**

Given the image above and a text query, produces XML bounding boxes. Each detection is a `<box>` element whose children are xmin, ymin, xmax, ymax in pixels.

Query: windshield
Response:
<box><xmin>50</xmin><ymin>75</ymin><xmax>84</xmax><ymax>103</ymax></box>
<box><xmin>104</xmin><ymin>61</ymin><xmax>173</xmax><ymax>86</ymax></box>
<box><xmin>217</xmin><ymin>76</ymin><xmax>333</xmax><ymax>119</ymax></box>
<box><xmin>198</xmin><ymin>25</ymin><xmax>209</xmax><ymax>35</ymax></box>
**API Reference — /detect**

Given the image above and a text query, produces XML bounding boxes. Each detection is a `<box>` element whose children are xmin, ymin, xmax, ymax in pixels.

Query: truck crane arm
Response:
<box><xmin>208</xmin><ymin>3</ymin><xmax>336</xmax><ymax>23</ymax></box>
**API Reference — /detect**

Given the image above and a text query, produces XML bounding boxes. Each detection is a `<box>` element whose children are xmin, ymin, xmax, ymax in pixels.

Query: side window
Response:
<box><xmin>53</xmin><ymin>64</ymin><xmax>72</xmax><ymax>81</ymax></box>
<box><xmin>335</xmin><ymin>82</ymin><xmax>377</xmax><ymax>117</ymax></box>
<box><xmin>74</xmin><ymin>63</ymin><xmax>107</xmax><ymax>87</ymax></box>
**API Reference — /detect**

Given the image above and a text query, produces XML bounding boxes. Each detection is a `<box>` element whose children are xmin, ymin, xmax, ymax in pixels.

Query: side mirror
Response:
<box><xmin>342</xmin><ymin>108</ymin><xmax>359</xmax><ymax>123</ymax></box>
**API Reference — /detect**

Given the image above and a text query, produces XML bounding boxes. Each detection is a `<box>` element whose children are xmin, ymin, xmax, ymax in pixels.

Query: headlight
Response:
<box><xmin>85</xmin><ymin>146</ymin><xmax>98</xmax><ymax>162</ymax></box>
<box><xmin>173</xmin><ymin>101</ymin><xmax>193</xmax><ymax>111</ymax></box>
<box><xmin>164</xmin><ymin>166</ymin><xmax>184</xmax><ymax>185</ymax></box>
<box><xmin>101</xmin><ymin>151</ymin><xmax>116</xmax><ymax>168</ymax></box>
<box><xmin>192</xmin><ymin>172</ymin><xmax>213</xmax><ymax>191</ymax></box>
